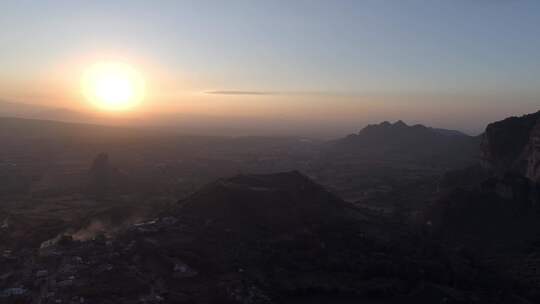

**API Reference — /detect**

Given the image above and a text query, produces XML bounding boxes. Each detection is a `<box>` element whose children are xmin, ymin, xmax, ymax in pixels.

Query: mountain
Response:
<box><xmin>304</xmin><ymin>121</ymin><xmax>482</xmax><ymax>205</ymax></box>
<box><xmin>331</xmin><ymin>120</ymin><xmax>479</xmax><ymax>165</ymax></box>
<box><xmin>348</xmin><ymin>120</ymin><xmax>469</xmax><ymax>140</ymax></box>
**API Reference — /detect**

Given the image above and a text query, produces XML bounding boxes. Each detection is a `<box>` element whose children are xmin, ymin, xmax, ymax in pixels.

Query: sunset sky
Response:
<box><xmin>1</xmin><ymin>0</ymin><xmax>540</xmax><ymax>136</ymax></box>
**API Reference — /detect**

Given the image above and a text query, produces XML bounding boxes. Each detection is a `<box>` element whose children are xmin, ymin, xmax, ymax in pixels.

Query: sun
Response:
<box><xmin>82</xmin><ymin>61</ymin><xmax>145</xmax><ymax>111</ymax></box>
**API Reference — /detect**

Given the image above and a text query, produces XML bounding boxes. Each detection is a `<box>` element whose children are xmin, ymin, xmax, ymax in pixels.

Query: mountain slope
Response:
<box><xmin>312</xmin><ymin>121</ymin><xmax>480</xmax><ymax>204</ymax></box>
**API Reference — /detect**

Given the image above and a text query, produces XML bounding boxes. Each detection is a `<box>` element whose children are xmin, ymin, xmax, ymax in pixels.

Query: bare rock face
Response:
<box><xmin>525</xmin><ymin>120</ymin><xmax>540</xmax><ymax>182</ymax></box>
<box><xmin>481</xmin><ymin>110</ymin><xmax>540</xmax><ymax>183</ymax></box>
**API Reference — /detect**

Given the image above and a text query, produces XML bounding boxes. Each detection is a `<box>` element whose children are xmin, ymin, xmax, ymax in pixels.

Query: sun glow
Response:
<box><xmin>82</xmin><ymin>61</ymin><xmax>145</xmax><ymax>111</ymax></box>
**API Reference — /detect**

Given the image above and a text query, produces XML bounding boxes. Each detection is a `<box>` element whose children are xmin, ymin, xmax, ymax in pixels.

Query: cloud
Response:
<box><xmin>205</xmin><ymin>90</ymin><xmax>358</xmax><ymax>97</ymax></box>
<box><xmin>205</xmin><ymin>90</ymin><xmax>277</xmax><ymax>96</ymax></box>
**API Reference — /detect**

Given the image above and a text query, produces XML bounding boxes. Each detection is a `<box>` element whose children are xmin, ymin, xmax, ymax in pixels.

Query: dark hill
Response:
<box><xmin>176</xmin><ymin>171</ymin><xmax>363</xmax><ymax>234</ymax></box>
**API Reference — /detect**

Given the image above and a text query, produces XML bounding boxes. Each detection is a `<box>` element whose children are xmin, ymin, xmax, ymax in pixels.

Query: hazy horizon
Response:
<box><xmin>2</xmin><ymin>1</ymin><xmax>540</xmax><ymax>136</ymax></box>
<box><xmin>1</xmin><ymin>94</ymin><xmax>537</xmax><ymax>138</ymax></box>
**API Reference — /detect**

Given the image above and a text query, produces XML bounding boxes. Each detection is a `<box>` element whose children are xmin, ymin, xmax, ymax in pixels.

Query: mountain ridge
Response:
<box><xmin>329</xmin><ymin>120</ymin><xmax>480</xmax><ymax>166</ymax></box>
<box><xmin>356</xmin><ymin>120</ymin><xmax>470</xmax><ymax>138</ymax></box>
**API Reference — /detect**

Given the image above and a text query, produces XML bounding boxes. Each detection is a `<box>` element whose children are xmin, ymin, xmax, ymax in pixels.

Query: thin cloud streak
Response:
<box><xmin>204</xmin><ymin>90</ymin><xmax>355</xmax><ymax>96</ymax></box>
<box><xmin>206</xmin><ymin>90</ymin><xmax>277</xmax><ymax>96</ymax></box>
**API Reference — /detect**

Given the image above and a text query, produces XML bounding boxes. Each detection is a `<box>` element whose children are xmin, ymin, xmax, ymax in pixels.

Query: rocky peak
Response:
<box><xmin>356</xmin><ymin>120</ymin><xmax>466</xmax><ymax>137</ymax></box>
<box><xmin>393</xmin><ymin>120</ymin><xmax>408</xmax><ymax>128</ymax></box>
<box><xmin>361</xmin><ymin>120</ymin><xmax>412</xmax><ymax>132</ymax></box>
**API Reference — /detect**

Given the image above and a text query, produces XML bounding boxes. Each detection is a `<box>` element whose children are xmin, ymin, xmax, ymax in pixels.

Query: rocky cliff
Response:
<box><xmin>481</xmin><ymin>110</ymin><xmax>540</xmax><ymax>184</ymax></box>
<box><xmin>525</xmin><ymin>119</ymin><xmax>540</xmax><ymax>182</ymax></box>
